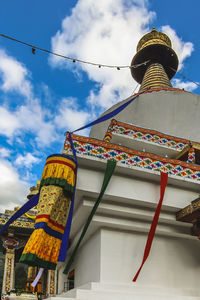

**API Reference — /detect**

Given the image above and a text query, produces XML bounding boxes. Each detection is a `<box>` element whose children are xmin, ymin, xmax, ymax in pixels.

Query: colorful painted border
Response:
<box><xmin>105</xmin><ymin>119</ymin><xmax>191</xmax><ymax>151</ymax></box>
<box><xmin>64</xmin><ymin>134</ymin><xmax>200</xmax><ymax>181</ymax></box>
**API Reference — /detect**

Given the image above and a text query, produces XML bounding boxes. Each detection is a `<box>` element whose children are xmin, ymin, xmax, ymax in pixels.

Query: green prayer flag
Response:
<box><xmin>63</xmin><ymin>159</ymin><xmax>116</xmax><ymax>274</ymax></box>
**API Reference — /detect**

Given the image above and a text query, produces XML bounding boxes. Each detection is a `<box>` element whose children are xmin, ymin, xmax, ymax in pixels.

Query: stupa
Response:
<box><xmin>2</xmin><ymin>28</ymin><xmax>200</xmax><ymax>300</ymax></box>
<box><xmin>49</xmin><ymin>28</ymin><xmax>200</xmax><ymax>300</ymax></box>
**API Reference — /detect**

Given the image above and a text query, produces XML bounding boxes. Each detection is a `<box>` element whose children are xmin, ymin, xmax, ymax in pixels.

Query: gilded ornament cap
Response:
<box><xmin>27</xmin><ymin>181</ymin><xmax>40</xmax><ymax>199</ymax></box>
<box><xmin>131</xmin><ymin>27</ymin><xmax>178</xmax><ymax>86</ymax></box>
<box><xmin>137</xmin><ymin>27</ymin><xmax>172</xmax><ymax>52</ymax></box>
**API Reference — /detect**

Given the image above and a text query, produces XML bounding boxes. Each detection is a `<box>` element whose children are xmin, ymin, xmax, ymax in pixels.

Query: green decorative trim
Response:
<box><xmin>40</xmin><ymin>178</ymin><xmax>74</xmax><ymax>194</ymax></box>
<box><xmin>19</xmin><ymin>253</ymin><xmax>56</xmax><ymax>270</ymax></box>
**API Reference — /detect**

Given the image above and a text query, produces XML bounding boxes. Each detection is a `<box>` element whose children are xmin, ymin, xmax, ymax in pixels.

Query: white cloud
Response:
<box><xmin>161</xmin><ymin>25</ymin><xmax>194</xmax><ymax>70</ymax></box>
<box><xmin>50</xmin><ymin>0</ymin><xmax>194</xmax><ymax>111</ymax></box>
<box><xmin>0</xmin><ymin>100</ymin><xmax>57</xmax><ymax>146</ymax></box>
<box><xmin>15</xmin><ymin>153</ymin><xmax>41</xmax><ymax>168</ymax></box>
<box><xmin>0</xmin><ymin>106</ymin><xmax>20</xmax><ymax>137</ymax></box>
<box><xmin>0</xmin><ymin>48</ymin><xmax>58</xmax><ymax>146</ymax></box>
<box><xmin>55</xmin><ymin>97</ymin><xmax>90</xmax><ymax>134</ymax></box>
<box><xmin>16</xmin><ymin>101</ymin><xmax>58</xmax><ymax>146</ymax></box>
<box><xmin>0</xmin><ymin>147</ymin><xmax>11</xmax><ymax>158</ymax></box>
<box><xmin>0</xmin><ymin>49</ymin><xmax>32</xmax><ymax>98</ymax></box>
<box><xmin>172</xmin><ymin>78</ymin><xmax>198</xmax><ymax>92</ymax></box>
<box><xmin>50</xmin><ymin>0</ymin><xmax>155</xmax><ymax>110</ymax></box>
<box><xmin>0</xmin><ymin>159</ymin><xmax>28</xmax><ymax>212</ymax></box>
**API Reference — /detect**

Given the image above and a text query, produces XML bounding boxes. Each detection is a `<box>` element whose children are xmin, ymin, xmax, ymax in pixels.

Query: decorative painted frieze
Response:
<box><xmin>0</xmin><ymin>209</ymin><xmax>36</xmax><ymax>230</ymax></box>
<box><xmin>104</xmin><ymin>119</ymin><xmax>191</xmax><ymax>151</ymax></box>
<box><xmin>0</xmin><ymin>214</ymin><xmax>34</xmax><ymax>230</ymax></box>
<box><xmin>64</xmin><ymin>134</ymin><xmax>200</xmax><ymax>182</ymax></box>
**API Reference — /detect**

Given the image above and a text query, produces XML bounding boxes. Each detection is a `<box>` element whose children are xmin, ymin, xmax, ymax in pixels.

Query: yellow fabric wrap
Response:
<box><xmin>20</xmin><ymin>154</ymin><xmax>76</xmax><ymax>270</ymax></box>
<box><xmin>40</xmin><ymin>155</ymin><xmax>76</xmax><ymax>193</ymax></box>
<box><xmin>23</xmin><ymin>228</ymin><xmax>61</xmax><ymax>264</ymax></box>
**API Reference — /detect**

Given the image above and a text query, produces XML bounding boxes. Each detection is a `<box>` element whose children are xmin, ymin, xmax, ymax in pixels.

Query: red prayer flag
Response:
<box><xmin>133</xmin><ymin>172</ymin><xmax>168</xmax><ymax>282</ymax></box>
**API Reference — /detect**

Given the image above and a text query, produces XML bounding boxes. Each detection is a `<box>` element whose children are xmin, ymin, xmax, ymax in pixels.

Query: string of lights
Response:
<box><xmin>0</xmin><ymin>33</ymin><xmax>149</xmax><ymax>70</ymax></box>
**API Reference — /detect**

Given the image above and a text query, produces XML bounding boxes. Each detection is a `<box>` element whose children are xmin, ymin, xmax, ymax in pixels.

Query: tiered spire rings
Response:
<box><xmin>131</xmin><ymin>27</ymin><xmax>179</xmax><ymax>91</ymax></box>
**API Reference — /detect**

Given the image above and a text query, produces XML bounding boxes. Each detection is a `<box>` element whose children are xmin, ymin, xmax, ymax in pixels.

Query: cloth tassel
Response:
<box><xmin>133</xmin><ymin>172</ymin><xmax>168</xmax><ymax>282</ymax></box>
<box><xmin>64</xmin><ymin>159</ymin><xmax>116</xmax><ymax>275</ymax></box>
<box><xmin>31</xmin><ymin>268</ymin><xmax>44</xmax><ymax>288</ymax></box>
<box><xmin>20</xmin><ymin>185</ymin><xmax>72</xmax><ymax>269</ymax></box>
<box><xmin>20</xmin><ymin>154</ymin><xmax>76</xmax><ymax>270</ymax></box>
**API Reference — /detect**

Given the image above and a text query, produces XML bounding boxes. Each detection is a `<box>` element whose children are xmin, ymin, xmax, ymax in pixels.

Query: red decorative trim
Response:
<box><xmin>68</xmin><ymin>134</ymin><xmax>200</xmax><ymax>171</ymax></box>
<box><xmin>36</xmin><ymin>215</ymin><xmax>65</xmax><ymax>230</ymax></box>
<box><xmin>132</xmin><ymin>86</ymin><xmax>187</xmax><ymax>97</ymax></box>
<box><xmin>45</xmin><ymin>159</ymin><xmax>75</xmax><ymax>171</ymax></box>
<box><xmin>36</xmin><ymin>214</ymin><xmax>49</xmax><ymax>219</ymax></box>
<box><xmin>111</xmin><ymin>119</ymin><xmax>190</xmax><ymax>144</ymax></box>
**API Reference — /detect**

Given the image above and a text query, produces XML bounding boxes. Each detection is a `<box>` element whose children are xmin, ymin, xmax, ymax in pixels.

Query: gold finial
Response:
<box><xmin>130</xmin><ymin>27</ymin><xmax>179</xmax><ymax>90</ymax></box>
<box><xmin>137</xmin><ymin>27</ymin><xmax>172</xmax><ymax>52</ymax></box>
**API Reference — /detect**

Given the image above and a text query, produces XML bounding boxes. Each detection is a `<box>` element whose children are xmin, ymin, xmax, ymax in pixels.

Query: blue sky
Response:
<box><xmin>0</xmin><ymin>0</ymin><xmax>199</xmax><ymax>211</ymax></box>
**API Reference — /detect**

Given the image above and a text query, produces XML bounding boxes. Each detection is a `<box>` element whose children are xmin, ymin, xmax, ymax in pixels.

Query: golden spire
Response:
<box><xmin>131</xmin><ymin>27</ymin><xmax>179</xmax><ymax>92</ymax></box>
<box><xmin>137</xmin><ymin>27</ymin><xmax>172</xmax><ymax>51</ymax></box>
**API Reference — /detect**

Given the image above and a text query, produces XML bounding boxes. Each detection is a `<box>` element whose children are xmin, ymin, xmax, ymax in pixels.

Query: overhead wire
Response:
<box><xmin>0</xmin><ymin>33</ymin><xmax>149</xmax><ymax>70</ymax></box>
<box><xmin>169</xmin><ymin>66</ymin><xmax>200</xmax><ymax>88</ymax></box>
<box><xmin>132</xmin><ymin>83</ymin><xmax>139</xmax><ymax>94</ymax></box>
<box><xmin>0</xmin><ymin>33</ymin><xmax>199</xmax><ymax>88</ymax></box>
